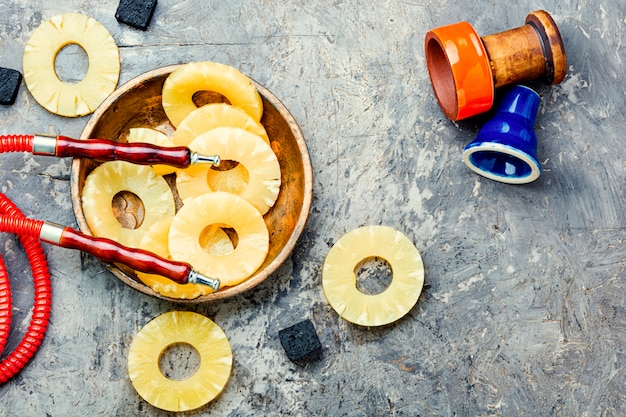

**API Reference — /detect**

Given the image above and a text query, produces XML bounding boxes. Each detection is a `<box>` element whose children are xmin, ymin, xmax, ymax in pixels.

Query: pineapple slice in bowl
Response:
<box><xmin>162</xmin><ymin>61</ymin><xmax>263</xmax><ymax>127</ymax></box>
<box><xmin>169</xmin><ymin>192</ymin><xmax>270</xmax><ymax>287</ymax></box>
<box><xmin>176</xmin><ymin>127</ymin><xmax>281</xmax><ymax>215</ymax></box>
<box><xmin>70</xmin><ymin>64</ymin><xmax>313</xmax><ymax>302</ymax></box>
<box><xmin>81</xmin><ymin>160</ymin><xmax>176</xmax><ymax>248</ymax></box>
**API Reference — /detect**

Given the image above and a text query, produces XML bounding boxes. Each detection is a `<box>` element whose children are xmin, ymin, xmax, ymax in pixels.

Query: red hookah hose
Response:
<box><xmin>0</xmin><ymin>134</ymin><xmax>52</xmax><ymax>383</ymax></box>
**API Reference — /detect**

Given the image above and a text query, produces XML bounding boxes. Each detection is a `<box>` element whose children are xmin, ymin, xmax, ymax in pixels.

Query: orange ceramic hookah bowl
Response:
<box><xmin>424</xmin><ymin>10</ymin><xmax>566</xmax><ymax>121</ymax></box>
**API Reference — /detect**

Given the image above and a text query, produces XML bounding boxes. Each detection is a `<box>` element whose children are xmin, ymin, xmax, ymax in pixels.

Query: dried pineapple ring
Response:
<box><xmin>128</xmin><ymin>311</ymin><xmax>232</xmax><ymax>412</ymax></box>
<box><xmin>23</xmin><ymin>13</ymin><xmax>120</xmax><ymax>117</ymax></box>
<box><xmin>136</xmin><ymin>216</ymin><xmax>233</xmax><ymax>299</ymax></box>
<box><xmin>169</xmin><ymin>192</ymin><xmax>269</xmax><ymax>287</ymax></box>
<box><xmin>176</xmin><ymin>127</ymin><xmax>281</xmax><ymax>215</ymax></box>
<box><xmin>81</xmin><ymin>161</ymin><xmax>175</xmax><ymax>248</ymax></box>
<box><xmin>173</xmin><ymin>103</ymin><xmax>269</xmax><ymax>148</ymax></box>
<box><xmin>322</xmin><ymin>226</ymin><xmax>425</xmax><ymax>327</ymax></box>
<box><xmin>126</xmin><ymin>127</ymin><xmax>177</xmax><ymax>176</ymax></box>
<box><xmin>162</xmin><ymin>61</ymin><xmax>263</xmax><ymax>127</ymax></box>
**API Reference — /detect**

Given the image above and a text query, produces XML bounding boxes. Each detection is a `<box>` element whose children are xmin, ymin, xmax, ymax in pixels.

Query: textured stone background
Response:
<box><xmin>0</xmin><ymin>0</ymin><xmax>624</xmax><ymax>416</ymax></box>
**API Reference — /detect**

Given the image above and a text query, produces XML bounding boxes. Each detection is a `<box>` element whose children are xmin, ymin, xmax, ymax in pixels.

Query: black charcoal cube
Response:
<box><xmin>279</xmin><ymin>319</ymin><xmax>322</xmax><ymax>365</ymax></box>
<box><xmin>115</xmin><ymin>0</ymin><xmax>158</xmax><ymax>31</ymax></box>
<box><xmin>0</xmin><ymin>68</ymin><xmax>22</xmax><ymax>105</ymax></box>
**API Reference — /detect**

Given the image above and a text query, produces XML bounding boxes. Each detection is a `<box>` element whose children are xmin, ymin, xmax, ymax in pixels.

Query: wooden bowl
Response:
<box><xmin>70</xmin><ymin>65</ymin><xmax>313</xmax><ymax>303</ymax></box>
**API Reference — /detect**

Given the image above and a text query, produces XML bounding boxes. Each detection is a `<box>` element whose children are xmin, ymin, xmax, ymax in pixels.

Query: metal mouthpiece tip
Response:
<box><xmin>188</xmin><ymin>270</ymin><xmax>220</xmax><ymax>291</ymax></box>
<box><xmin>191</xmin><ymin>152</ymin><xmax>221</xmax><ymax>167</ymax></box>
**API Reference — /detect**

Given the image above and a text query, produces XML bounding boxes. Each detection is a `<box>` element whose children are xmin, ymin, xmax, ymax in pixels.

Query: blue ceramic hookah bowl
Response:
<box><xmin>462</xmin><ymin>85</ymin><xmax>542</xmax><ymax>184</ymax></box>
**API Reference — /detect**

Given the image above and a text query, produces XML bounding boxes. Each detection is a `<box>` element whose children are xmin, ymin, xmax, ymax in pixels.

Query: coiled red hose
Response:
<box><xmin>0</xmin><ymin>134</ymin><xmax>52</xmax><ymax>383</ymax></box>
<box><xmin>0</xmin><ymin>133</ymin><xmax>34</xmax><ymax>153</ymax></box>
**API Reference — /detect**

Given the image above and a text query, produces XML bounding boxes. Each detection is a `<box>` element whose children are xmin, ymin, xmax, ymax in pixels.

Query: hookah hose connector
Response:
<box><xmin>2</xmin><ymin>134</ymin><xmax>220</xmax><ymax>168</ymax></box>
<box><xmin>38</xmin><ymin>222</ymin><xmax>220</xmax><ymax>289</ymax></box>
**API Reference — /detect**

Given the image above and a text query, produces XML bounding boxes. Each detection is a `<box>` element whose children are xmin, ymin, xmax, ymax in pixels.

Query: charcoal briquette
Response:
<box><xmin>279</xmin><ymin>319</ymin><xmax>322</xmax><ymax>365</ymax></box>
<box><xmin>0</xmin><ymin>68</ymin><xmax>22</xmax><ymax>105</ymax></box>
<box><xmin>115</xmin><ymin>0</ymin><xmax>158</xmax><ymax>31</ymax></box>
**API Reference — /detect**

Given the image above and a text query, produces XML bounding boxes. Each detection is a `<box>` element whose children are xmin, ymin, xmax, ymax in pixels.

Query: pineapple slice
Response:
<box><xmin>322</xmin><ymin>226</ymin><xmax>424</xmax><ymax>327</ymax></box>
<box><xmin>169</xmin><ymin>192</ymin><xmax>269</xmax><ymax>287</ymax></box>
<box><xmin>126</xmin><ymin>127</ymin><xmax>177</xmax><ymax>176</ymax></box>
<box><xmin>162</xmin><ymin>61</ymin><xmax>263</xmax><ymax>127</ymax></box>
<box><xmin>176</xmin><ymin>127</ymin><xmax>281</xmax><ymax>215</ymax></box>
<box><xmin>173</xmin><ymin>103</ymin><xmax>269</xmax><ymax>148</ymax></box>
<box><xmin>23</xmin><ymin>13</ymin><xmax>120</xmax><ymax>117</ymax></box>
<box><xmin>128</xmin><ymin>311</ymin><xmax>232</xmax><ymax>412</ymax></box>
<box><xmin>135</xmin><ymin>216</ymin><xmax>233</xmax><ymax>299</ymax></box>
<box><xmin>81</xmin><ymin>160</ymin><xmax>175</xmax><ymax>248</ymax></box>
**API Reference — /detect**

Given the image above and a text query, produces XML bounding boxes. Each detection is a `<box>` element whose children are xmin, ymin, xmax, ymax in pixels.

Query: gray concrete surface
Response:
<box><xmin>0</xmin><ymin>0</ymin><xmax>624</xmax><ymax>416</ymax></box>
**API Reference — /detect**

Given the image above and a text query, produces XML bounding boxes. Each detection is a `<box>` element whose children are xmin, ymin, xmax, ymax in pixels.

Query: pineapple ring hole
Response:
<box><xmin>200</xmin><ymin>224</ymin><xmax>238</xmax><ymax>255</ymax></box>
<box><xmin>54</xmin><ymin>43</ymin><xmax>89</xmax><ymax>84</ymax></box>
<box><xmin>159</xmin><ymin>342</ymin><xmax>201</xmax><ymax>381</ymax></box>
<box><xmin>355</xmin><ymin>256</ymin><xmax>393</xmax><ymax>295</ymax></box>
<box><xmin>192</xmin><ymin>90</ymin><xmax>231</xmax><ymax>107</ymax></box>
<box><xmin>207</xmin><ymin>162</ymin><xmax>250</xmax><ymax>194</ymax></box>
<box><xmin>111</xmin><ymin>191</ymin><xmax>145</xmax><ymax>230</ymax></box>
